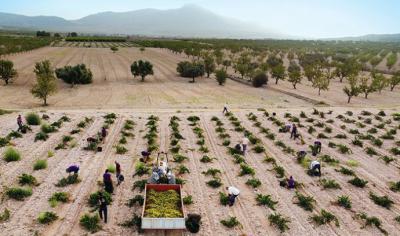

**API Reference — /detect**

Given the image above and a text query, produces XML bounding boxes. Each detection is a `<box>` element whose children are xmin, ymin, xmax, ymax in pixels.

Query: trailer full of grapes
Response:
<box><xmin>141</xmin><ymin>184</ymin><xmax>186</xmax><ymax>230</ymax></box>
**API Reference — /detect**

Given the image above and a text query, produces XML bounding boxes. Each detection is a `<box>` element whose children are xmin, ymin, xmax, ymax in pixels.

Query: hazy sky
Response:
<box><xmin>1</xmin><ymin>0</ymin><xmax>399</xmax><ymax>38</ymax></box>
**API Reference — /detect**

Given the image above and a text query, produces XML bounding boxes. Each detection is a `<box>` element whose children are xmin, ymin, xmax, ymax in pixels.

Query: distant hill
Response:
<box><xmin>0</xmin><ymin>5</ymin><xmax>282</xmax><ymax>39</ymax></box>
<box><xmin>328</xmin><ymin>33</ymin><xmax>400</xmax><ymax>42</ymax></box>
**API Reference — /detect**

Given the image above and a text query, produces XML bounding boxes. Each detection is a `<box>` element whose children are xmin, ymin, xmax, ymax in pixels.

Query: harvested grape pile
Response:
<box><xmin>144</xmin><ymin>189</ymin><xmax>183</xmax><ymax>218</ymax></box>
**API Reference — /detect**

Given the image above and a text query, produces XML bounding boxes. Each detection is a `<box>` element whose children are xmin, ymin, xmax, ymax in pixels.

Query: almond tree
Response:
<box><xmin>203</xmin><ymin>54</ymin><xmax>216</xmax><ymax>78</ymax></box>
<box><xmin>312</xmin><ymin>70</ymin><xmax>330</xmax><ymax>95</ymax></box>
<box><xmin>343</xmin><ymin>75</ymin><xmax>360</xmax><ymax>103</ymax></box>
<box><xmin>31</xmin><ymin>60</ymin><xmax>57</xmax><ymax>106</ymax></box>
<box><xmin>0</xmin><ymin>60</ymin><xmax>17</xmax><ymax>85</ymax></box>
<box><xmin>110</xmin><ymin>46</ymin><xmax>118</xmax><ymax>53</ymax></box>
<box><xmin>389</xmin><ymin>71</ymin><xmax>400</xmax><ymax>91</ymax></box>
<box><xmin>334</xmin><ymin>59</ymin><xmax>360</xmax><ymax>83</ymax></box>
<box><xmin>234</xmin><ymin>53</ymin><xmax>251</xmax><ymax>79</ymax></box>
<box><xmin>271</xmin><ymin>64</ymin><xmax>286</xmax><ymax>85</ymax></box>
<box><xmin>222</xmin><ymin>60</ymin><xmax>231</xmax><ymax>71</ymax></box>
<box><xmin>213</xmin><ymin>49</ymin><xmax>224</xmax><ymax>66</ymax></box>
<box><xmin>304</xmin><ymin>63</ymin><xmax>322</xmax><ymax>82</ymax></box>
<box><xmin>215</xmin><ymin>69</ymin><xmax>227</xmax><ymax>86</ymax></box>
<box><xmin>359</xmin><ymin>76</ymin><xmax>376</xmax><ymax>99</ymax></box>
<box><xmin>131</xmin><ymin>60</ymin><xmax>154</xmax><ymax>82</ymax></box>
<box><xmin>288</xmin><ymin>62</ymin><xmax>302</xmax><ymax>89</ymax></box>
<box><xmin>372</xmin><ymin>72</ymin><xmax>388</xmax><ymax>93</ymax></box>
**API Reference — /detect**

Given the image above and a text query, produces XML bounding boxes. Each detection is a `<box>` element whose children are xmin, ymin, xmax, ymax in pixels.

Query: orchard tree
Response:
<box><xmin>372</xmin><ymin>72</ymin><xmax>388</xmax><ymax>93</ymax></box>
<box><xmin>110</xmin><ymin>46</ymin><xmax>118</xmax><ymax>53</ymax></box>
<box><xmin>304</xmin><ymin>63</ymin><xmax>322</xmax><ymax>82</ymax></box>
<box><xmin>215</xmin><ymin>69</ymin><xmax>228</xmax><ymax>86</ymax></box>
<box><xmin>131</xmin><ymin>60</ymin><xmax>154</xmax><ymax>82</ymax></box>
<box><xmin>359</xmin><ymin>76</ymin><xmax>376</xmax><ymax>99</ymax></box>
<box><xmin>234</xmin><ymin>54</ymin><xmax>252</xmax><ymax>79</ymax></box>
<box><xmin>222</xmin><ymin>60</ymin><xmax>231</xmax><ymax>70</ymax></box>
<box><xmin>55</xmin><ymin>64</ymin><xmax>93</xmax><ymax>87</ymax></box>
<box><xmin>288</xmin><ymin>62</ymin><xmax>302</xmax><ymax>89</ymax></box>
<box><xmin>271</xmin><ymin>64</ymin><xmax>286</xmax><ymax>85</ymax></box>
<box><xmin>203</xmin><ymin>54</ymin><xmax>216</xmax><ymax>78</ymax></box>
<box><xmin>343</xmin><ymin>75</ymin><xmax>360</xmax><ymax>103</ymax></box>
<box><xmin>0</xmin><ymin>60</ymin><xmax>17</xmax><ymax>85</ymax></box>
<box><xmin>287</xmin><ymin>51</ymin><xmax>295</xmax><ymax>60</ymax></box>
<box><xmin>259</xmin><ymin>62</ymin><xmax>269</xmax><ymax>73</ymax></box>
<box><xmin>266</xmin><ymin>55</ymin><xmax>283</xmax><ymax>68</ymax></box>
<box><xmin>336</xmin><ymin>60</ymin><xmax>361</xmax><ymax>83</ymax></box>
<box><xmin>389</xmin><ymin>71</ymin><xmax>400</xmax><ymax>91</ymax></box>
<box><xmin>312</xmin><ymin>71</ymin><xmax>330</xmax><ymax>95</ymax></box>
<box><xmin>176</xmin><ymin>61</ymin><xmax>204</xmax><ymax>83</ymax></box>
<box><xmin>252</xmin><ymin>71</ymin><xmax>268</xmax><ymax>88</ymax></box>
<box><xmin>31</xmin><ymin>60</ymin><xmax>57</xmax><ymax>106</ymax></box>
<box><xmin>214</xmin><ymin>49</ymin><xmax>224</xmax><ymax>66</ymax></box>
<box><xmin>186</xmin><ymin>63</ymin><xmax>205</xmax><ymax>83</ymax></box>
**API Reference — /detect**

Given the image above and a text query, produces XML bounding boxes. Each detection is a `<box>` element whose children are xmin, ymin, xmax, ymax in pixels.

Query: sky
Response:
<box><xmin>0</xmin><ymin>0</ymin><xmax>399</xmax><ymax>38</ymax></box>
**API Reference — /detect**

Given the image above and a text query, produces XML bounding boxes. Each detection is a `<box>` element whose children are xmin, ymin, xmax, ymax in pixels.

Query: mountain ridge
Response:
<box><xmin>0</xmin><ymin>5</ymin><xmax>282</xmax><ymax>39</ymax></box>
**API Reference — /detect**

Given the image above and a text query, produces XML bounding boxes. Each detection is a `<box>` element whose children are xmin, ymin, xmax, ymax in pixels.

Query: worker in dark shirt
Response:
<box><xmin>66</xmin><ymin>165</ymin><xmax>79</xmax><ymax>174</ymax></box>
<box><xmin>98</xmin><ymin>192</ymin><xmax>108</xmax><ymax>223</ymax></box>
<box><xmin>103</xmin><ymin>169</ymin><xmax>113</xmax><ymax>193</ymax></box>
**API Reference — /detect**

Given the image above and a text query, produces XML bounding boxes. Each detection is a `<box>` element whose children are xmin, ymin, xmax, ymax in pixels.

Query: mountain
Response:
<box><xmin>0</xmin><ymin>12</ymin><xmax>75</xmax><ymax>29</ymax></box>
<box><xmin>0</xmin><ymin>5</ymin><xmax>282</xmax><ymax>39</ymax></box>
<box><xmin>327</xmin><ymin>33</ymin><xmax>400</xmax><ymax>42</ymax></box>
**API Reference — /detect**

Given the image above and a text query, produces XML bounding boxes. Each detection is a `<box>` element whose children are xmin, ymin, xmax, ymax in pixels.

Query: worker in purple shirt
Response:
<box><xmin>66</xmin><ymin>165</ymin><xmax>79</xmax><ymax>174</ymax></box>
<box><xmin>103</xmin><ymin>169</ymin><xmax>113</xmax><ymax>193</ymax></box>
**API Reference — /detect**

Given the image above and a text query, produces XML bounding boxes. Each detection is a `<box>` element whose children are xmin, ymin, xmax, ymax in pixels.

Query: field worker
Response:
<box><xmin>141</xmin><ymin>150</ymin><xmax>151</xmax><ymax>163</ymax></box>
<box><xmin>167</xmin><ymin>171</ymin><xmax>176</xmax><ymax>184</ymax></box>
<box><xmin>287</xmin><ymin>176</ymin><xmax>295</xmax><ymax>189</ymax></box>
<box><xmin>235</xmin><ymin>143</ymin><xmax>244</xmax><ymax>155</ymax></box>
<box><xmin>17</xmin><ymin>115</ymin><xmax>23</xmax><ymax>132</ymax></box>
<box><xmin>291</xmin><ymin>124</ymin><xmax>298</xmax><ymax>139</ymax></box>
<box><xmin>101</xmin><ymin>127</ymin><xmax>107</xmax><ymax>143</ymax></box>
<box><xmin>103</xmin><ymin>169</ymin><xmax>114</xmax><ymax>193</ymax></box>
<box><xmin>158</xmin><ymin>161</ymin><xmax>167</xmax><ymax>175</ymax></box>
<box><xmin>313</xmin><ymin>141</ymin><xmax>322</xmax><ymax>156</ymax></box>
<box><xmin>98</xmin><ymin>191</ymin><xmax>108</xmax><ymax>223</ymax></box>
<box><xmin>286</xmin><ymin>123</ymin><xmax>291</xmax><ymax>132</ymax></box>
<box><xmin>66</xmin><ymin>165</ymin><xmax>79</xmax><ymax>174</ymax></box>
<box><xmin>310</xmin><ymin>160</ymin><xmax>321</xmax><ymax>177</ymax></box>
<box><xmin>297</xmin><ymin>150</ymin><xmax>307</xmax><ymax>159</ymax></box>
<box><xmin>115</xmin><ymin>161</ymin><xmax>122</xmax><ymax>186</ymax></box>
<box><xmin>242</xmin><ymin>136</ymin><xmax>250</xmax><ymax>155</ymax></box>
<box><xmin>226</xmin><ymin>186</ymin><xmax>240</xmax><ymax>206</ymax></box>
<box><xmin>148</xmin><ymin>167</ymin><xmax>160</xmax><ymax>184</ymax></box>
<box><xmin>223</xmin><ymin>103</ymin><xmax>229</xmax><ymax>114</ymax></box>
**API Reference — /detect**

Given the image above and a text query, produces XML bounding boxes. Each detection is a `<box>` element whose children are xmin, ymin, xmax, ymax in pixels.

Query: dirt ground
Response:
<box><xmin>0</xmin><ymin>107</ymin><xmax>399</xmax><ymax>236</ymax></box>
<box><xmin>0</xmin><ymin>47</ymin><xmax>306</xmax><ymax>110</ymax></box>
<box><xmin>0</xmin><ymin>46</ymin><xmax>399</xmax><ymax>110</ymax></box>
<box><xmin>0</xmin><ymin>47</ymin><xmax>399</xmax><ymax>236</ymax></box>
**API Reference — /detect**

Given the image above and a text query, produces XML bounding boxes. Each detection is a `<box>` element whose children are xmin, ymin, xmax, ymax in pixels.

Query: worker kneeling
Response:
<box><xmin>66</xmin><ymin>165</ymin><xmax>79</xmax><ymax>175</ymax></box>
<box><xmin>226</xmin><ymin>186</ymin><xmax>240</xmax><ymax>207</ymax></box>
<box><xmin>309</xmin><ymin>160</ymin><xmax>321</xmax><ymax>177</ymax></box>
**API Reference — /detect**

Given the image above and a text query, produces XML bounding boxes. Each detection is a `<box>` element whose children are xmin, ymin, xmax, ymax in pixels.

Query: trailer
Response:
<box><xmin>141</xmin><ymin>184</ymin><xmax>186</xmax><ymax>230</ymax></box>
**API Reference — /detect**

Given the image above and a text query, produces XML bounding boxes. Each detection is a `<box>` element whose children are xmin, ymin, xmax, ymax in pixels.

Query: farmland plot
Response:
<box><xmin>0</xmin><ymin>108</ymin><xmax>399</xmax><ymax>235</ymax></box>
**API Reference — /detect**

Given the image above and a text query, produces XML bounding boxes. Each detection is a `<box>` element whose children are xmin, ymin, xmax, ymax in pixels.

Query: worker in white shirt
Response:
<box><xmin>241</xmin><ymin>136</ymin><xmax>250</xmax><ymax>155</ymax></box>
<box><xmin>158</xmin><ymin>161</ymin><xmax>167</xmax><ymax>175</ymax></box>
<box><xmin>226</xmin><ymin>186</ymin><xmax>240</xmax><ymax>206</ymax></box>
<box><xmin>309</xmin><ymin>160</ymin><xmax>321</xmax><ymax>176</ymax></box>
